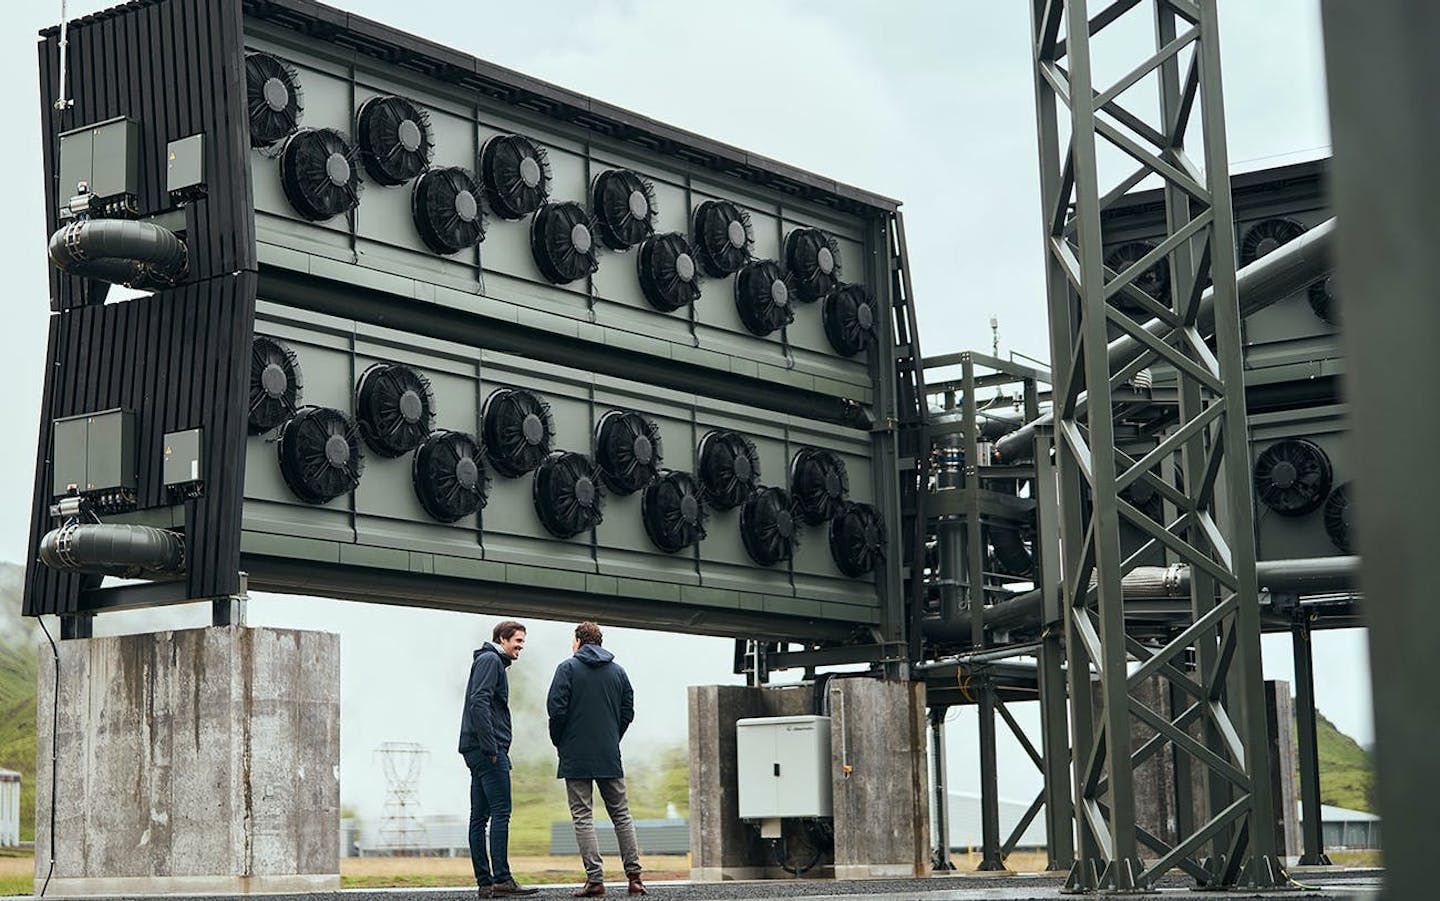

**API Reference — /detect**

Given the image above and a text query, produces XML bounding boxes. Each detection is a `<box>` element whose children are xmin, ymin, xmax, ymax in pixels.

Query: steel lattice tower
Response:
<box><xmin>375</xmin><ymin>742</ymin><xmax>430</xmax><ymax>855</ymax></box>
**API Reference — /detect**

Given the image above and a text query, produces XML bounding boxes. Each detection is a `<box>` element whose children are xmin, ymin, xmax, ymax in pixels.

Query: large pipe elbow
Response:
<box><xmin>39</xmin><ymin>523</ymin><xmax>186</xmax><ymax>578</ymax></box>
<box><xmin>48</xmin><ymin>219</ymin><xmax>188</xmax><ymax>289</ymax></box>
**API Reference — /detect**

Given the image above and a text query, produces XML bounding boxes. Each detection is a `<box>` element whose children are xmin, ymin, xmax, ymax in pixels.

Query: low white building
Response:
<box><xmin>943</xmin><ymin>790</ymin><xmax>1048</xmax><ymax>852</ymax></box>
<box><xmin>0</xmin><ymin>769</ymin><xmax>19</xmax><ymax>847</ymax></box>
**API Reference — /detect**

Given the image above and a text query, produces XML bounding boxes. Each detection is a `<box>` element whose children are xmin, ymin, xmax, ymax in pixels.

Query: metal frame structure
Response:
<box><xmin>1030</xmin><ymin>0</ymin><xmax>1280</xmax><ymax>889</ymax></box>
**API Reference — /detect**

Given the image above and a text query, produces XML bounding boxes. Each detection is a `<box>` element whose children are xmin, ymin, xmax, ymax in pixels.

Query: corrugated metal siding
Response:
<box><xmin>26</xmin><ymin>0</ymin><xmax>255</xmax><ymax>617</ymax></box>
<box><xmin>549</xmin><ymin>819</ymin><xmax>691</xmax><ymax>857</ymax></box>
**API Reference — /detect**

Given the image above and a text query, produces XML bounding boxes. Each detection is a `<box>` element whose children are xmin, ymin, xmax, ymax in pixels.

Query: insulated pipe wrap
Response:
<box><xmin>39</xmin><ymin>523</ymin><xmax>186</xmax><ymax>578</ymax></box>
<box><xmin>48</xmin><ymin>219</ymin><xmax>189</xmax><ymax>289</ymax></box>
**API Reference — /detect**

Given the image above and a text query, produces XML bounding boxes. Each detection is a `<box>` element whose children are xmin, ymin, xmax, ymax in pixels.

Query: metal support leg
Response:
<box><xmin>1292</xmin><ymin>618</ymin><xmax>1331</xmax><ymax>866</ymax></box>
<box><xmin>60</xmin><ymin>612</ymin><xmax>93</xmax><ymax>640</ymax></box>
<box><xmin>930</xmin><ymin>706</ymin><xmax>955</xmax><ymax>871</ymax></box>
<box><xmin>976</xmin><ymin>675</ymin><xmax>1006</xmax><ymax>871</ymax></box>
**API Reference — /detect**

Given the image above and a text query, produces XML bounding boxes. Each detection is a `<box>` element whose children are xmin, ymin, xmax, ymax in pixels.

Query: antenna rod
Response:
<box><xmin>54</xmin><ymin>1</ymin><xmax>74</xmax><ymax>111</ymax></box>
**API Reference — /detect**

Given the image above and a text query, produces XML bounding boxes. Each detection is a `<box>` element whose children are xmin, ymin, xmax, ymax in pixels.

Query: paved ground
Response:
<box><xmin>24</xmin><ymin>868</ymin><xmax>1382</xmax><ymax>900</ymax></box>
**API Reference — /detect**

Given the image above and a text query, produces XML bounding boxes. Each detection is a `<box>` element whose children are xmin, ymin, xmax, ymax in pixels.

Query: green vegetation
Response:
<box><xmin>1307</xmin><ymin>710</ymin><xmax>1377</xmax><ymax>813</ymax></box>
<box><xmin>0</xmin><ymin>563</ymin><xmax>38</xmax><ymax>844</ymax></box>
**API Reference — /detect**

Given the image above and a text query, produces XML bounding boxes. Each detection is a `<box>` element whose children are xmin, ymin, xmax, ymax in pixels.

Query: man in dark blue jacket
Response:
<box><xmin>547</xmin><ymin>622</ymin><xmax>647</xmax><ymax>897</ymax></box>
<box><xmin>459</xmin><ymin>620</ymin><xmax>538</xmax><ymax>898</ymax></box>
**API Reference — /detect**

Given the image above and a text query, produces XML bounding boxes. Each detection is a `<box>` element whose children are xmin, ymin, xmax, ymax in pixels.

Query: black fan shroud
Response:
<box><xmin>1324</xmin><ymin>483</ymin><xmax>1352</xmax><ymax>553</ymax></box>
<box><xmin>413</xmin><ymin>430</ymin><xmax>489</xmax><ymax>523</ymax></box>
<box><xmin>356</xmin><ymin>95</ymin><xmax>432</xmax><ymax>186</ymax></box>
<box><xmin>791</xmin><ymin>448</ymin><xmax>850</xmax><ymax>525</ymax></box>
<box><xmin>822</xmin><ymin>284</ymin><xmax>878</xmax><ymax>357</ymax></box>
<box><xmin>784</xmin><ymin>227</ymin><xmax>842</xmax><ymax>302</ymax></box>
<box><xmin>591</xmin><ymin>169</ymin><xmax>657</xmax><ymax>251</ymax></box>
<box><xmin>735</xmin><ymin>260</ymin><xmax>795</xmax><ymax>337</ymax></box>
<box><xmin>594</xmin><ymin>410</ymin><xmax>664</xmax><ymax>495</ymax></box>
<box><xmin>829</xmin><ymin>502</ymin><xmax>885</xmax><ymax>578</ymax></box>
<box><xmin>1104</xmin><ymin>241</ymin><xmax>1171</xmax><ymax>313</ymax></box>
<box><xmin>355</xmin><ymin>363</ymin><xmax>436</xmax><ymax>457</ymax></box>
<box><xmin>1308</xmin><ymin>276</ymin><xmax>1339</xmax><ymax>325</ymax></box>
<box><xmin>533</xmin><ymin>451</ymin><xmax>606</xmax><ymax>539</ymax></box>
<box><xmin>531</xmin><ymin>201</ymin><xmax>601</xmax><ymax>284</ymax></box>
<box><xmin>642</xmin><ymin>471</ymin><xmax>709</xmax><ymax>553</ymax></box>
<box><xmin>279</xmin><ymin>128</ymin><xmax>362</xmax><ymax>222</ymax></box>
<box><xmin>696</xmin><ymin>430</ymin><xmax>761</xmax><ymax>511</ymax></box>
<box><xmin>740</xmin><ymin>487</ymin><xmax>799</xmax><ymax>566</ymax></box>
<box><xmin>249</xmin><ymin>335</ymin><xmax>302</xmax><ymax>433</ymax></box>
<box><xmin>1240</xmin><ymin>218</ymin><xmax>1306</xmax><ymax>266</ymax></box>
<box><xmin>413</xmin><ymin>167</ymin><xmax>486</xmax><ymax>255</ymax></box>
<box><xmin>480</xmin><ymin>134</ymin><xmax>551</xmax><ymax>220</ymax></box>
<box><xmin>245</xmin><ymin>52</ymin><xmax>303</xmax><ymax>147</ymax></box>
<box><xmin>277</xmin><ymin>406</ymin><xmax>365</xmax><ymax>504</ymax></box>
<box><xmin>1253</xmin><ymin>438</ymin><xmax>1334</xmax><ymax>516</ymax></box>
<box><xmin>692</xmin><ymin>200</ymin><xmax>753</xmax><ymax>277</ymax></box>
<box><xmin>482</xmin><ymin>388</ymin><xmax>555</xmax><ymax>478</ymax></box>
<box><xmin>638</xmin><ymin>233</ymin><xmax>702</xmax><ymax>312</ymax></box>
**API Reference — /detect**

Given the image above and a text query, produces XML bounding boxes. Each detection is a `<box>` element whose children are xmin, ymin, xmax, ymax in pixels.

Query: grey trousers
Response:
<box><xmin>565</xmin><ymin>777</ymin><xmax>642</xmax><ymax>882</ymax></box>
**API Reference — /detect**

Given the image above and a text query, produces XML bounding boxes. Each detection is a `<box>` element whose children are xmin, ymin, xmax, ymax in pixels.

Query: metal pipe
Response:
<box><xmin>48</xmin><ymin>219</ymin><xmax>189</xmax><ymax>289</ymax></box>
<box><xmin>40</xmin><ymin>523</ymin><xmax>186</xmax><ymax>578</ymax></box>
<box><xmin>994</xmin><ymin>218</ymin><xmax>1335</xmax><ymax>463</ymax></box>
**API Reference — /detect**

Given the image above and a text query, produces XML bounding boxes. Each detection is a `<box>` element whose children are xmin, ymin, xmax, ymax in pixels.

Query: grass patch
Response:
<box><xmin>1327</xmin><ymin>850</ymin><xmax>1381</xmax><ymax>868</ymax></box>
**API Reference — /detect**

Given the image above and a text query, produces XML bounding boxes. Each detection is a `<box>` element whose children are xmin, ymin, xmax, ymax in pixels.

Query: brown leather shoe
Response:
<box><xmin>493</xmin><ymin>878</ymin><xmax>539</xmax><ymax>896</ymax></box>
<box><xmin>627</xmin><ymin>873</ymin><xmax>648</xmax><ymax>896</ymax></box>
<box><xmin>573</xmin><ymin>881</ymin><xmax>606</xmax><ymax>897</ymax></box>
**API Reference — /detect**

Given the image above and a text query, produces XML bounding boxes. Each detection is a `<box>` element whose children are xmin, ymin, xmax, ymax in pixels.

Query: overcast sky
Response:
<box><xmin>0</xmin><ymin>0</ymin><xmax>1364</xmax><ymax>825</ymax></box>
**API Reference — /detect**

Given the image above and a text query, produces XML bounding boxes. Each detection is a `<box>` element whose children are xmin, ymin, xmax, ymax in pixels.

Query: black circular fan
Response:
<box><xmin>482</xmin><ymin>388</ymin><xmax>555</xmax><ymax>478</ymax></box>
<box><xmin>734</xmin><ymin>260</ymin><xmax>795</xmax><ymax>336</ymax></box>
<box><xmin>412</xmin><ymin>167</ymin><xmax>486</xmax><ymax>255</ymax></box>
<box><xmin>245</xmin><ymin>52</ymin><xmax>303</xmax><ymax>147</ymax></box>
<box><xmin>740</xmin><ymin>486</ymin><xmax>798</xmax><ymax>566</ymax></box>
<box><xmin>279</xmin><ymin>127</ymin><xmax>362</xmax><ymax>221</ymax></box>
<box><xmin>829</xmin><ymin>502</ymin><xmax>885</xmax><ymax>578</ymax></box>
<box><xmin>413</xmin><ymin>430</ymin><xmax>488</xmax><ymax>523</ymax></box>
<box><xmin>479</xmin><ymin>134</ymin><xmax>551</xmax><ymax>220</ymax></box>
<box><xmin>533</xmin><ymin>451</ymin><xmax>606</xmax><ymax>539</ymax></box>
<box><xmin>822</xmin><ymin>284</ymin><xmax>878</xmax><ymax>356</ymax></box>
<box><xmin>276</xmin><ymin>406</ymin><xmax>364</xmax><ymax>504</ymax></box>
<box><xmin>1253</xmin><ymin>438</ymin><xmax>1333</xmax><ymax>516</ymax></box>
<box><xmin>1240</xmin><ymin>218</ymin><xmax>1305</xmax><ymax>266</ymax></box>
<box><xmin>784</xmin><ymin>227</ymin><xmax>842</xmax><ymax>302</ymax></box>
<box><xmin>1323</xmin><ymin>482</ymin><xmax>1352</xmax><ymax>553</ymax></box>
<box><xmin>594</xmin><ymin>409</ymin><xmax>663</xmax><ymax>495</ymax></box>
<box><xmin>790</xmin><ymin>448</ymin><xmax>849</xmax><ymax>525</ymax></box>
<box><xmin>356</xmin><ymin>95</ymin><xmax>432</xmax><ymax>186</ymax></box>
<box><xmin>1104</xmin><ymin>240</ymin><xmax>1171</xmax><ymax>313</ymax></box>
<box><xmin>638</xmin><ymin>232</ymin><xmax>702</xmax><ymax>312</ymax></box>
<box><xmin>355</xmin><ymin>363</ymin><xmax>435</xmax><ymax>457</ymax></box>
<box><xmin>249</xmin><ymin>335</ymin><xmax>302</xmax><ymax>433</ymax></box>
<box><xmin>531</xmin><ymin>201</ymin><xmax>601</xmax><ymax>284</ymax></box>
<box><xmin>1308</xmin><ymin>275</ymin><xmax>1339</xmax><ymax>325</ymax></box>
<box><xmin>642</xmin><ymin>471</ymin><xmax>709</xmax><ymax>553</ymax></box>
<box><xmin>697</xmin><ymin>430</ymin><xmax>761</xmax><ymax>511</ymax></box>
<box><xmin>691</xmin><ymin>199</ymin><xmax>753</xmax><ymax>277</ymax></box>
<box><xmin>591</xmin><ymin>169</ymin><xmax>657</xmax><ymax>251</ymax></box>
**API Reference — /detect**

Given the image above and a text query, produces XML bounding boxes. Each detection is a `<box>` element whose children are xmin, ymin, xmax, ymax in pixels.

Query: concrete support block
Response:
<box><xmin>1265</xmin><ymin>680</ymin><xmax>1302</xmax><ymax>860</ymax></box>
<box><xmin>829</xmin><ymin>679</ymin><xmax>930</xmax><ymax>879</ymax></box>
<box><xmin>34</xmin><ymin>626</ymin><xmax>339</xmax><ymax>896</ymax></box>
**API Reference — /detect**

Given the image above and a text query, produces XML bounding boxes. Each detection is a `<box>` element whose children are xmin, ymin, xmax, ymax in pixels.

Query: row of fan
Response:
<box><xmin>1105</xmin><ymin>217</ymin><xmax>1337</xmax><ymax>325</ymax></box>
<box><xmin>250</xmin><ymin>336</ymin><xmax>884</xmax><ymax>574</ymax></box>
<box><xmin>246</xmin><ymin>51</ymin><xmax>876</xmax><ymax>356</ymax></box>
<box><xmin>1251</xmin><ymin>437</ymin><xmax>1350</xmax><ymax>552</ymax></box>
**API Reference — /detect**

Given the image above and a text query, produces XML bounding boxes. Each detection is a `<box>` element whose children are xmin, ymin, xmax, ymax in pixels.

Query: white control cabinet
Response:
<box><xmin>735</xmin><ymin>715</ymin><xmax>833</xmax><ymax>819</ymax></box>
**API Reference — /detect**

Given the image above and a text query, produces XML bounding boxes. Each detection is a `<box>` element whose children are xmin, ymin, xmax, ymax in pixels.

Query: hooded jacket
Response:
<box><xmin>458</xmin><ymin>642</ymin><xmax>513</xmax><ymax>759</ymax></box>
<box><xmin>546</xmin><ymin>643</ymin><xmax>635</xmax><ymax>779</ymax></box>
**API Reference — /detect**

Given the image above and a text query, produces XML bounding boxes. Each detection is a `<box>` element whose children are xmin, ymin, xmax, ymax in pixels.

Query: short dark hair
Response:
<box><xmin>493</xmin><ymin>620</ymin><xmax>526</xmax><ymax>642</ymax></box>
<box><xmin>575</xmin><ymin>621</ymin><xmax>603</xmax><ymax>647</ymax></box>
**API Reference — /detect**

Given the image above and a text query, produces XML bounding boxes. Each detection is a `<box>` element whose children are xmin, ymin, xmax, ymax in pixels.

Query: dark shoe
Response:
<box><xmin>477</xmin><ymin>886</ymin><xmax>494</xmax><ymax>899</ymax></box>
<box><xmin>627</xmin><ymin>873</ymin><xmax>648</xmax><ymax>896</ymax></box>
<box><xmin>493</xmin><ymin>879</ymin><xmax>540</xmax><ymax>896</ymax></box>
<box><xmin>573</xmin><ymin>881</ymin><xmax>606</xmax><ymax>897</ymax></box>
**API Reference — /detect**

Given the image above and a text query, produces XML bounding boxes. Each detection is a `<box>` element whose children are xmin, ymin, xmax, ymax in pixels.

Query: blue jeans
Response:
<box><xmin>464</xmin><ymin>749</ymin><xmax>513</xmax><ymax>886</ymax></box>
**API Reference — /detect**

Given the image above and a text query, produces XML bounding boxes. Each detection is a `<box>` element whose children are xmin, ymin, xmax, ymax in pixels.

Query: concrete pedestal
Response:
<box><xmin>34</xmin><ymin>626</ymin><xmax>340</xmax><ymax>896</ymax></box>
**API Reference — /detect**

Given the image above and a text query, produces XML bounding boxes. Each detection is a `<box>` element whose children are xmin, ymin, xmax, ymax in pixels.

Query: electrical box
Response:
<box><xmin>163</xmin><ymin>428</ymin><xmax>203</xmax><ymax>486</ymax></box>
<box><xmin>58</xmin><ymin>117</ymin><xmax>140</xmax><ymax>212</ymax></box>
<box><xmin>167</xmin><ymin>133</ymin><xmax>206</xmax><ymax>200</ymax></box>
<box><xmin>736</xmin><ymin>715</ymin><xmax>832</xmax><ymax>819</ymax></box>
<box><xmin>51</xmin><ymin>409</ymin><xmax>137</xmax><ymax>505</ymax></box>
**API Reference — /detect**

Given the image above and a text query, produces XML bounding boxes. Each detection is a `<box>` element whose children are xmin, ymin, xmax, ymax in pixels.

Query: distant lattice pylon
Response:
<box><xmin>375</xmin><ymin>741</ymin><xmax>429</xmax><ymax>856</ymax></box>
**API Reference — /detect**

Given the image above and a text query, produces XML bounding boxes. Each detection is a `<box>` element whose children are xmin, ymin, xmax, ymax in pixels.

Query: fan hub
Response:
<box><xmin>1256</xmin><ymin>237</ymin><xmax>1282</xmax><ymax>258</ymax></box>
<box><xmin>727</xmin><ymin>219</ymin><xmax>747</xmax><ymax>249</ymax></box>
<box><xmin>863</xmin><ymin>521</ymin><xmax>880</xmax><ymax>547</ymax></box>
<box><xmin>522</xmin><ymin>413</ymin><xmax>545</xmax><ymax>446</ymax></box>
<box><xmin>769</xmin><ymin>278</ymin><xmax>789</xmax><ymax>308</ymax></box>
<box><xmin>857</xmin><ymin>302</ymin><xmax>874</xmax><ymax>330</ymax></box>
<box><xmin>680</xmin><ymin>494</ymin><xmax>700</xmax><ymax>524</ymax></box>
<box><xmin>732</xmin><ymin>452</ymin><xmax>753</xmax><ymax>482</ymax></box>
<box><xmin>397</xmin><ymin>119</ymin><xmax>423</xmax><ymax>153</ymax></box>
<box><xmin>570</xmin><ymin>223</ymin><xmax>593</xmax><ymax>254</ymax></box>
<box><xmin>455</xmin><ymin>456</ymin><xmax>480</xmax><ymax>489</ymax></box>
<box><xmin>574</xmin><ymin>476</ymin><xmax>596</xmax><ymax>507</ymax></box>
<box><xmin>1270</xmin><ymin>461</ymin><xmax>1299</xmax><ymax>489</ymax></box>
<box><xmin>262</xmin><ymin>76</ymin><xmax>289</xmax><ymax>112</ymax></box>
<box><xmin>519</xmin><ymin>156</ymin><xmax>542</xmax><ymax>188</ymax></box>
<box><xmin>632</xmin><ymin>435</ymin><xmax>654</xmax><ymax>465</ymax></box>
<box><xmin>455</xmin><ymin>190</ymin><xmax>479</xmax><ymax>223</ymax></box>
<box><xmin>627</xmin><ymin>189</ymin><xmax>650</xmax><ymax>221</ymax></box>
<box><xmin>325</xmin><ymin>152</ymin><xmax>352</xmax><ymax>187</ymax></box>
<box><xmin>261</xmin><ymin>362</ymin><xmax>288</xmax><ymax>398</ymax></box>
<box><xmin>816</xmin><ymin>246</ymin><xmax>835</xmax><ymax>275</ymax></box>
<box><xmin>324</xmin><ymin>434</ymin><xmax>350</xmax><ymax>467</ymax></box>
<box><xmin>675</xmin><ymin>253</ymin><xmax>696</xmax><ymax>283</ymax></box>
<box><xmin>776</xmin><ymin>510</ymin><xmax>795</xmax><ymax>539</ymax></box>
<box><xmin>824</xmin><ymin>471</ymin><xmax>843</xmax><ymax>498</ymax></box>
<box><xmin>399</xmin><ymin>389</ymin><xmax>423</xmax><ymax>424</ymax></box>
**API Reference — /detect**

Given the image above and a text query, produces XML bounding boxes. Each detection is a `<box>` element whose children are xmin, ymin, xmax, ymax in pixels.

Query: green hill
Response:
<box><xmin>1309</xmin><ymin>709</ymin><xmax>1376</xmax><ymax>813</ymax></box>
<box><xmin>0</xmin><ymin>563</ymin><xmax>39</xmax><ymax>842</ymax></box>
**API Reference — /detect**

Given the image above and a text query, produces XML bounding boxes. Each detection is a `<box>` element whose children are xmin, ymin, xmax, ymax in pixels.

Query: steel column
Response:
<box><xmin>975</xmin><ymin>675</ymin><xmax>1007</xmax><ymax>871</ymax></box>
<box><xmin>1291</xmin><ymin>617</ymin><xmax>1331</xmax><ymax>866</ymax></box>
<box><xmin>1035</xmin><ymin>428</ymin><xmax>1076</xmax><ymax>872</ymax></box>
<box><xmin>930</xmin><ymin>706</ymin><xmax>956</xmax><ymax>871</ymax></box>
